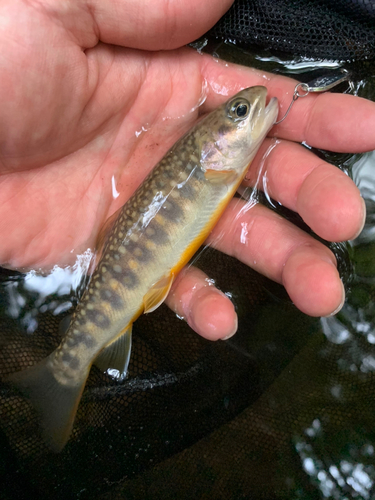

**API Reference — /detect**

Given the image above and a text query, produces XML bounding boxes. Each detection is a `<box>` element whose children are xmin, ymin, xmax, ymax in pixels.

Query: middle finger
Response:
<box><xmin>206</xmin><ymin>199</ymin><xmax>344</xmax><ymax>317</ymax></box>
<box><xmin>244</xmin><ymin>138</ymin><xmax>365</xmax><ymax>242</ymax></box>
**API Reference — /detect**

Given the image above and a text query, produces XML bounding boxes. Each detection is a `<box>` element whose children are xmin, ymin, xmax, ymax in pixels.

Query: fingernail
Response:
<box><xmin>353</xmin><ymin>197</ymin><xmax>366</xmax><ymax>240</ymax></box>
<box><xmin>326</xmin><ymin>280</ymin><xmax>346</xmax><ymax>317</ymax></box>
<box><xmin>221</xmin><ymin>315</ymin><xmax>238</xmax><ymax>340</ymax></box>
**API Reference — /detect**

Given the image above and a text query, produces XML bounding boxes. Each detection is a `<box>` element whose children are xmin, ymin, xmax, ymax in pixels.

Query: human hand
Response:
<box><xmin>0</xmin><ymin>0</ymin><xmax>372</xmax><ymax>340</ymax></box>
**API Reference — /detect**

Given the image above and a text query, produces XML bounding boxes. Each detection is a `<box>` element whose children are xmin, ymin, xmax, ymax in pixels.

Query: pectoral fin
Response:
<box><xmin>94</xmin><ymin>325</ymin><xmax>132</xmax><ymax>381</ymax></box>
<box><xmin>143</xmin><ymin>274</ymin><xmax>174</xmax><ymax>314</ymax></box>
<box><xmin>204</xmin><ymin>169</ymin><xmax>237</xmax><ymax>185</ymax></box>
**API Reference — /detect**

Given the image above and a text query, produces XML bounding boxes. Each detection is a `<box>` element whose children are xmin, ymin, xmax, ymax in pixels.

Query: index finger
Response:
<box><xmin>200</xmin><ymin>57</ymin><xmax>375</xmax><ymax>153</ymax></box>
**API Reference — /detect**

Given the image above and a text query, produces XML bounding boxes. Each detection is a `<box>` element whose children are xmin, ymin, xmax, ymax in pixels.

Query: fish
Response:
<box><xmin>6</xmin><ymin>86</ymin><xmax>278</xmax><ymax>451</ymax></box>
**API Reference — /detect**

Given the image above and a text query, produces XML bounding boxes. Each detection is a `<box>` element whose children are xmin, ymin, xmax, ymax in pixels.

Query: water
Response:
<box><xmin>1</xmin><ymin>41</ymin><xmax>375</xmax><ymax>499</ymax></box>
<box><xmin>213</xmin><ymin>42</ymin><xmax>375</xmax><ymax>500</ymax></box>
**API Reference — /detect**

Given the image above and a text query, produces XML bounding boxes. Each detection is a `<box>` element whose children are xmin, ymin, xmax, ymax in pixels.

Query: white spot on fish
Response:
<box><xmin>113</xmin><ymin>264</ymin><xmax>122</xmax><ymax>273</ymax></box>
<box><xmin>145</xmin><ymin>240</ymin><xmax>156</xmax><ymax>250</ymax></box>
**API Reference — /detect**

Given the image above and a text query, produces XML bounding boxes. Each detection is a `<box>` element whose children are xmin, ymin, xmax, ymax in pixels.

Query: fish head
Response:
<box><xmin>199</xmin><ymin>86</ymin><xmax>278</xmax><ymax>173</ymax></box>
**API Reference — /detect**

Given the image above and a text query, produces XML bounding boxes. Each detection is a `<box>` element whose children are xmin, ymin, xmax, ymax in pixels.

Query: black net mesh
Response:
<box><xmin>209</xmin><ymin>0</ymin><xmax>375</xmax><ymax>61</ymax></box>
<box><xmin>0</xmin><ymin>248</ymin><xmax>309</xmax><ymax>499</ymax></box>
<box><xmin>2</xmin><ymin>226</ymin><xmax>375</xmax><ymax>499</ymax></box>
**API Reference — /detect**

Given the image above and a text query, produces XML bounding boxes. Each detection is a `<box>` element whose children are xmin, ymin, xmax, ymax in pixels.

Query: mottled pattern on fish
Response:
<box><xmin>51</xmin><ymin>130</ymin><xmax>231</xmax><ymax>385</ymax></box>
<box><xmin>7</xmin><ymin>86</ymin><xmax>278</xmax><ymax>451</ymax></box>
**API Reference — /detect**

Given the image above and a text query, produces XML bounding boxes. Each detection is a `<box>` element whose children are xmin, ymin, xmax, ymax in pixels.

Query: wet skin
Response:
<box><xmin>0</xmin><ymin>0</ymin><xmax>374</xmax><ymax>340</ymax></box>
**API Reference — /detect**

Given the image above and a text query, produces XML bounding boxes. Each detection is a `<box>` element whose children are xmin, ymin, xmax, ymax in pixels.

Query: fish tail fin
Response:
<box><xmin>6</xmin><ymin>356</ymin><xmax>87</xmax><ymax>452</ymax></box>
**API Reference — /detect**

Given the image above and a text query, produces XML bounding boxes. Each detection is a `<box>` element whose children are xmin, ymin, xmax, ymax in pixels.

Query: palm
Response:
<box><xmin>0</xmin><ymin>0</ymin><xmax>374</xmax><ymax>337</ymax></box>
<box><xmin>0</xmin><ymin>22</ymin><xmax>207</xmax><ymax>268</ymax></box>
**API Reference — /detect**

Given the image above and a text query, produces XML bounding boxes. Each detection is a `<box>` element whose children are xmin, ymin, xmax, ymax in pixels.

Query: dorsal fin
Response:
<box><xmin>95</xmin><ymin>207</ymin><xmax>122</xmax><ymax>260</ymax></box>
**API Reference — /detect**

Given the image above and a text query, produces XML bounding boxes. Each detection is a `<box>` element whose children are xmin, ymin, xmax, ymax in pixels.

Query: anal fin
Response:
<box><xmin>94</xmin><ymin>325</ymin><xmax>132</xmax><ymax>381</ymax></box>
<box><xmin>143</xmin><ymin>274</ymin><xmax>174</xmax><ymax>314</ymax></box>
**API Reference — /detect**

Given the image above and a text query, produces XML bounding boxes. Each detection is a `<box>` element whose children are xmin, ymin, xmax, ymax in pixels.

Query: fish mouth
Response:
<box><xmin>264</xmin><ymin>96</ymin><xmax>279</xmax><ymax>129</ymax></box>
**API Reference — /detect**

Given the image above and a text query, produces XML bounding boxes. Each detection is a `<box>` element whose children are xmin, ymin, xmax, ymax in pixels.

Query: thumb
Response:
<box><xmin>81</xmin><ymin>0</ymin><xmax>233</xmax><ymax>50</ymax></box>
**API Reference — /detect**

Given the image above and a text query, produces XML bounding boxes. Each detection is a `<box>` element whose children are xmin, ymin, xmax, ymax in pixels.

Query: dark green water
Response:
<box><xmin>0</xmin><ymin>42</ymin><xmax>375</xmax><ymax>499</ymax></box>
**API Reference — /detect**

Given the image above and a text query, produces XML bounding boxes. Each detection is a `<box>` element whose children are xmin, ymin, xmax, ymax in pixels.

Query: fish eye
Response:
<box><xmin>227</xmin><ymin>98</ymin><xmax>251</xmax><ymax>121</ymax></box>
